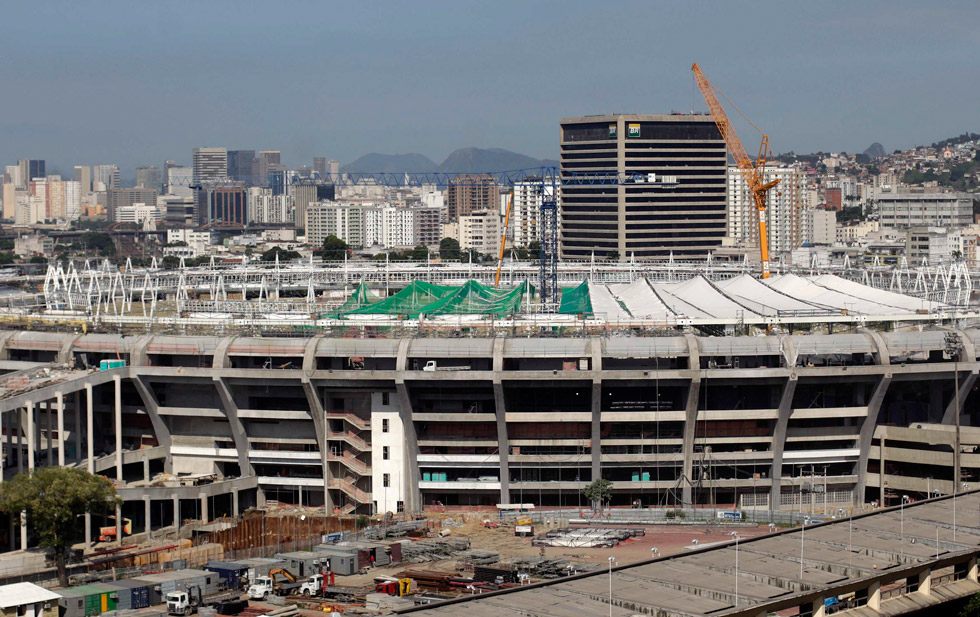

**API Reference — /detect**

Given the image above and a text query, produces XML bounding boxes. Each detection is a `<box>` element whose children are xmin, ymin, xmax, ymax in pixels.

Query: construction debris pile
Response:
<box><xmin>531</xmin><ymin>527</ymin><xmax>645</xmax><ymax>548</ymax></box>
<box><xmin>455</xmin><ymin>549</ymin><xmax>499</xmax><ymax>566</ymax></box>
<box><xmin>401</xmin><ymin>538</ymin><xmax>472</xmax><ymax>563</ymax></box>
<box><xmin>364</xmin><ymin>519</ymin><xmax>431</xmax><ymax>540</ymax></box>
<box><xmin>502</xmin><ymin>556</ymin><xmax>601</xmax><ymax>579</ymax></box>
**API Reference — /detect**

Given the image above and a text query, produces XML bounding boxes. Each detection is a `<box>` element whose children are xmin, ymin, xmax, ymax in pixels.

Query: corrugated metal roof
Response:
<box><xmin>503</xmin><ymin>339</ymin><xmax>590</xmax><ymax>357</ymax></box>
<box><xmin>791</xmin><ymin>333</ymin><xmax>874</xmax><ymax>355</ymax></box>
<box><xmin>602</xmin><ymin>337</ymin><xmax>688</xmax><ymax>357</ymax></box>
<box><xmin>316</xmin><ymin>338</ymin><xmax>401</xmax><ymax>357</ymax></box>
<box><xmin>408</xmin><ymin>339</ymin><xmax>494</xmax><ymax>358</ymax></box>
<box><xmin>699</xmin><ymin>336</ymin><xmax>783</xmax><ymax>356</ymax></box>
<box><xmin>881</xmin><ymin>330</ymin><xmax>949</xmax><ymax>354</ymax></box>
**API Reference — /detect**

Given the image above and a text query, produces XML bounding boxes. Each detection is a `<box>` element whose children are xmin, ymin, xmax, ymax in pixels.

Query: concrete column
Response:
<box><xmin>200</xmin><ymin>494</ymin><xmax>208</xmax><ymax>524</ymax></box>
<box><xmin>114</xmin><ymin>376</ymin><xmax>122</xmax><ymax>481</ymax></box>
<box><xmin>233</xmin><ymin>490</ymin><xmax>240</xmax><ymax>516</ymax></box>
<box><xmin>918</xmin><ymin>568</ymin><xmax>932</xmax><ymax>597</ymax></box>
<box><xmin>19</xmin><ymin>511</ymin><xmax>26</xmax><ymax>550</ymax></box>
<box><xmin>969</xmin><ymin>557</ymin><xmax>978</xmax><ymax>583</ymax></box>
<box><xmin>115</xmin><ymin>504</ymin><xmax>122</xmax><ymax>545</ymax></box>
<box><xmin>879</xmin><ymin>436</ymin><xmax>886</xmax><ymax>506</ymax></box>
<box><xmin>46</xmin><ymin>401</ymin><xmax>53</xmax><ymax>464</ymax></box>
<box><xmin>492</xmin><ymin>380</ymin><xmax>510</xmax><ymax>505</ymax></box>
<box><xmin>56</xmin><ymin>392</ymin><xmax>64</xmax><ymax>466</ymax></box>
<box><xmin>144</xmin><ymin>497</ymin><xmax>152</xmax><ymax>534</ymax></box>
<box><xmin>301</xmin><ymin>380</ymin><xmax>333</xmax><ymax>511</ymax></box>
<box><xmin>681</xmin><ymin>335</ymin><xmax>701</xmax><ymax>507</ymax></box>
<box><xmin>143</xmin><ymin>459</ymin><xmax>150</xmax><ymax>482</ymax></box>
<box><xmin>173</xmin><ymin>496</ymin><xmax>180</xmax><ymax>531</ymax></box>
<box><xmin>769</xmin><ymin>375</ymin><xmax>798</xmax><ymax>508</ymax></box>
<box><xmin>867</xmin><ymin>581</ymin><xmax>881</xmax><ymax>611</ymax></box>
<box><xmin>86</xmin><ymin>384</ymin><xmax>94</xmax><ymax>473</ymax></box>
<box><xmin>26</xmin><ymin>401</ymin><xmax>34</xmax><ymax>471</ymax></box>
<box><xmin>810</xmin><ymin>597</ymin><xmax>826</xmax><ymax>617</ymax></box>
<box><xmin>590</xmin><ymin>379</ymin><xmax>601</xmax><ymax>483</ymax></box>
<box><xmin>73</xmin><ymin>391</ymin><xmax>81</xmax><ymax>463</ymax></box>
<box><xmin>15</xmin><ymin>408</ymin><xmax>22</xmax><ymax>474</ymax></box>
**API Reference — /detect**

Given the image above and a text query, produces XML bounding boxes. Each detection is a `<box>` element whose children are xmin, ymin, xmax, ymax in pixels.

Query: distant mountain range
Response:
<box><xmin>342</xmin><ymin>147</ymin><xmax>558</xmax><ymax>174</ymax></box>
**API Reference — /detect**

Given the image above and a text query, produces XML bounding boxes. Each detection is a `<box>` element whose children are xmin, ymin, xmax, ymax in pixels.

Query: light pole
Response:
<box><xmin>955</xmin><ymin>481</ymin><xmax>968</xmax><ymax>541</ymax></box>
<box><xmin>607</xmin><ymin>556</ymin><xmax>616</xmax><ymax>617</ymax></box>
<box><xmin>901</xmin><ymin>494</ymin><xmax>910</xmax><ymax>560</ymax></box>
<box><xmin>800</xmin><ymin>516</ymin><xmax>810</xmax><ymax>580</ymax></box>
<box><xmin>730</xmin><ymin>531</ymin><xmax>739</xmax><ymax>607</ymax></box>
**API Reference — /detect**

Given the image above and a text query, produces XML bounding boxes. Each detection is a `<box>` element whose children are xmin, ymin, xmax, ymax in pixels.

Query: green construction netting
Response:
<box><xmin>558</xmin><ymin>279</ymin><xmax>593</xmax><ymax>315</ymax></box>
<box><xmin>323</xmin><ymin>281</ymin><xmax>381</xmax><ymax>318</ymax></box>
<box><xmin>339</xmin><ymin>280</ymin><xmax>530</xmax><ymax>318</ymax></box>
<box><xmin>421</xmin><ymin>280</ymin><xmax>530</xmax><ymax>317</ymax></box>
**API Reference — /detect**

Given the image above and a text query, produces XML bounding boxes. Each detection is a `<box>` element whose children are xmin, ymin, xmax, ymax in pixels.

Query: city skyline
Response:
<box><xmin>1</xmin><ymin>1</ymin><xmax>977</xmax><ymax>175</ymax></box>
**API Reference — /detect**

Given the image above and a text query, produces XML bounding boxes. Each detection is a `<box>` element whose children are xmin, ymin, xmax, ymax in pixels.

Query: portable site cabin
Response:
<box><xmin>132</xmin><ymin>570</ymin><xmax>219</xmax><ymax>605</ymax></box>
<box><xmin>57</xmin><ymin>585</ymin><xmax>115</xmax><ymax>617</ymax></box>
<box><xmin>311</xmin><ymin>546</ymin><xmax>357</xmax><ymax>576</ymax></box>
<box><xmin>204</xmin><ymin>562</ymin><xmax>249</xmax><ymax>590</ymax></box>
<box><xmin>0</xmin><ymin>582</ymin><xmax>61</xmax><ymax>617</ymax></box>
<box><xmin>273</xmin><ymin>551</ymin><xmax>328</xmax><ymax>579</ymax></box>
<box><xmin>96</xmin><ymin>581</ymin><xmax>150</xmax><ymax>610</ymax></box>
<box><xmin>234</xmin><ymin>558</ymin><xmax>285</xmax><ymax>584</ymax></box>
<box><xmin>347</xmin><ymin>542</ymin><xmax>390</xmax><ymax>567</ymax></box>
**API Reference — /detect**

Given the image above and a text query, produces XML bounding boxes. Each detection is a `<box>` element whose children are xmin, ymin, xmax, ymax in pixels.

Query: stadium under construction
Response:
<box><xmin>0</xmin><ymin>258</ymin><xmax>975</xmax><ymax>546</ymax></box>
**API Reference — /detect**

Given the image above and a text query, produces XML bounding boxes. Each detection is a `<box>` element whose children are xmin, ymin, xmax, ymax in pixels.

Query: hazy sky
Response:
<box><xmin>2</xmin><ymin>1</ymin><xmax>977</xmax><ymax>175</ymax></box>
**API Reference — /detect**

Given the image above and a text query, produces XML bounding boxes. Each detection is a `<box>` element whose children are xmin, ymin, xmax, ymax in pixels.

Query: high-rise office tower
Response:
<box><xmin>73</xmin><ymin>166</ymin><xmax>92</xmax><ymax>194</ymax></box>
<box><xmin>313</xmin><ymin>157</ymin><xmax>327</xmax><ymax>178</ymax></box>
<box><xmin>328</xmin><ymin>160</ymin><xmax>340</xmax><ymax>183</ymax></box>
<box><xmin>107</xmin><ymin>188</ymin><xmax>158</xmax><ymax>222</ymax></box>
<box><xmin>136</xmin><ymin>165</ymin><xmax>163</xmax><ymax>192</ymax></box>
<box><xmin>196</xmin><ymin>183</ymin><xmax>247</xmax><ymax>226</ymax></box>
<box><xmin>292</xmin><ymin>182</ymin><xmax>335</xmax><ymax>229</ymax></box>
<box><xmin>94</xmin><ymin>165</ymin><xmax>120</xmax><ymax>190</ymax></box>
<box><xmin>5</xmin><ymin>166</ymin><xmax>21</xmax><ymax>189</ymax></box>
<box><xmin>163</xmin><ymin>160</ymin><xmax>177</xmax><ymax>194</ymax></box>
<box><xmin>18</xmin><ymin>160</ymin><xmax>45</xmax><ymax>189</ymax></box>
<box><xmin>267</xmin><ymin>164</ymin><xmax>286</xmax><ymax>196</ymax></box>
<box><xmin>227</xmin><ymin>150</ymin><xmax>256</xmax><ymax>185</ymax></box>
<box><xmin>257</xmin><ymin>151</ymin><xmax>281</xmax><ymax>187</ymax></box>
<box><xmin>559</xmin><ymin>114</ymin><xmax>727</xmax><ymax>260</ymax></box>
<box><xmin>192</xmin><ymin>147</ymin><xmax>228</xmax><ymax>184</ymax></box>
<box><xmin>166</xmin><ymin>167</ymin><xmax>193</xmax><ymax>199</ymax></box>
<box><xmin>446</xmin><ymin>174</ymin><xmax>500</xmax><ymax>221</ymax></box>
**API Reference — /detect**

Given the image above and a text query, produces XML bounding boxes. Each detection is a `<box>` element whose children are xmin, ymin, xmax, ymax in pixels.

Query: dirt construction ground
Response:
<box><xmin>338</xmin><ymin>515</ymin><xmax>775</xmax><ymax>586</ymax></box>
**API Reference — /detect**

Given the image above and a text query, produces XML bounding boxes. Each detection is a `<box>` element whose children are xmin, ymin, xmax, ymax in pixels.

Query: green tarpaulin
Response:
<box><xmin>558</xmin><ymin>279</ymin><xmax>593</xmax><ymax>315</ymax></box>
<box><xmin>338</xmin><ymin>280</ymin><xmax>530</xmax><ymax>318</ymax></box>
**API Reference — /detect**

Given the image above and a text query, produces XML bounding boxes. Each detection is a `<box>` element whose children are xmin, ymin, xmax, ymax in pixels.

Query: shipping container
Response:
<box><xmin>132</xmin><ymin>569</ymin><xmax>219</xmax><ymax>605</ymax></box>
<box><xmin>58</xmin><ymin>585</ymin><xmax>115</xmax><ymax>617</ymax></box>
<box><xmin>99</xmin><ymin>359</ymin><xmax>126</xmax><ymax>371</ymax></box>
<box><xmin>99</xmin><ymin>580</ymin><xmax>151</xmax><ymax>610</ymax></box>
<box><xmin>274</xmin><ymin>551</ymin><xmax>328</xmax><ymax>578</ymax></box>
<box><xmin>204</xmin><ymin>561</ymin><xmax>249</xmax><ymax>590</ymax></box>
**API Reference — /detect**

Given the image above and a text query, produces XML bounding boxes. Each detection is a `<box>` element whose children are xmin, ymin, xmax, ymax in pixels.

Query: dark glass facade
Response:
<box><xmin>560</xmin><ymin>115</ymin><xmax>727</xmax><ymax>260</ymax></box>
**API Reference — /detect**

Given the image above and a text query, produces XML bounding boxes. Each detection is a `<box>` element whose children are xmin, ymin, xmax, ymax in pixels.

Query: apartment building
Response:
<box><xmin>727</xmin><ymin>165</ymin><xmax>807</xmax><ymax>253</ymax></box>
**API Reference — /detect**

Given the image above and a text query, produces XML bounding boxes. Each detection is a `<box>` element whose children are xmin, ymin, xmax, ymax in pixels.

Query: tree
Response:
<box><xmin>322</xmin><ymin>235</ymin><xmax>348</xmax><ymax>260</ymax></box>
<box><xmin>161</xmin><ymin>255</ymin><xmax>180</xmax><ymax>269</ymax></box>
<box><xmin>582</xmin><ymin>478</ymin><xmax>613</xmax><ymax>512</ymax></box>
<box><xmin>261</xmin><ymin>246</ymin><xmax>300</xmax><ymax>262</ymax></box>
<box><xmin>960</xmin><ymin>592</ymin><xmax>980</xmax><ymax>617</ymax></box>
<box><xmin>410</xmin><ymin>245</ymin><xmax>429</xmax><ymax>261</ymax></box>
<box><xmin>439</xmin><ymin>237</ymin><xmax>460</xmax><ymax>261</ymax></box>
<box><xmin>0</xmin><ymin>467</ymin><xmax>120</xmax><ymax>586</ymax></box>
<box><xmin>29</xmin><ymin>256</ymin><xmax>46</xmax><ymax>264</ymax></box>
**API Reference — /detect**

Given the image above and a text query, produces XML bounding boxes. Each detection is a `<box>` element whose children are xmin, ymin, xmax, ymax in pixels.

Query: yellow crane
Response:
<box><xmin>692</xmin><ymin>63</ymin><xmax>780</xmax><ymax>278</ymax></box>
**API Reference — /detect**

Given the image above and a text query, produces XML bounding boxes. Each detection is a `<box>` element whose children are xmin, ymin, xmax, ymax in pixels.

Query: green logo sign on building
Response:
<box><xmin>608</xmin><ymin>124</ymin><xmax>617</xmax><ymax>138</ymax></box>
<box><xmin>628</xmin><ymin>123</ymin><xmax>641</xmax><ymax>138</ymax></box>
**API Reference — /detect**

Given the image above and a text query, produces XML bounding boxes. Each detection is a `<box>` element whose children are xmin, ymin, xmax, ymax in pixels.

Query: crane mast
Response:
<box><xmin>692</xmin><ymin>63</ymin><xmax>780</xmax><ymax>278</ymax></box>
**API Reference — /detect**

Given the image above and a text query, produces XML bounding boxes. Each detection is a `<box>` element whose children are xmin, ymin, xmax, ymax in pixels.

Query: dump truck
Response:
<box><xmin>247</xmin><ymin>568</ymin><xmax>301</xmax><ymax>599</ymax></box>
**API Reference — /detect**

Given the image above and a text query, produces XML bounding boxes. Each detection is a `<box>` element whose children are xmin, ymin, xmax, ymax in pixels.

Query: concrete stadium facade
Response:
<box><xmin>0</xmin><ymin>329</ymin><xmax>977</xmax><ymax>545</ymax></box>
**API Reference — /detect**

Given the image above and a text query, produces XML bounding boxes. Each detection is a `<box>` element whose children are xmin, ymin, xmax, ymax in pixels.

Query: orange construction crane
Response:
<box><xmin>692</xmin><ymin>63</ymin><xmax>780</xmax><ymax>278</ymax></box>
